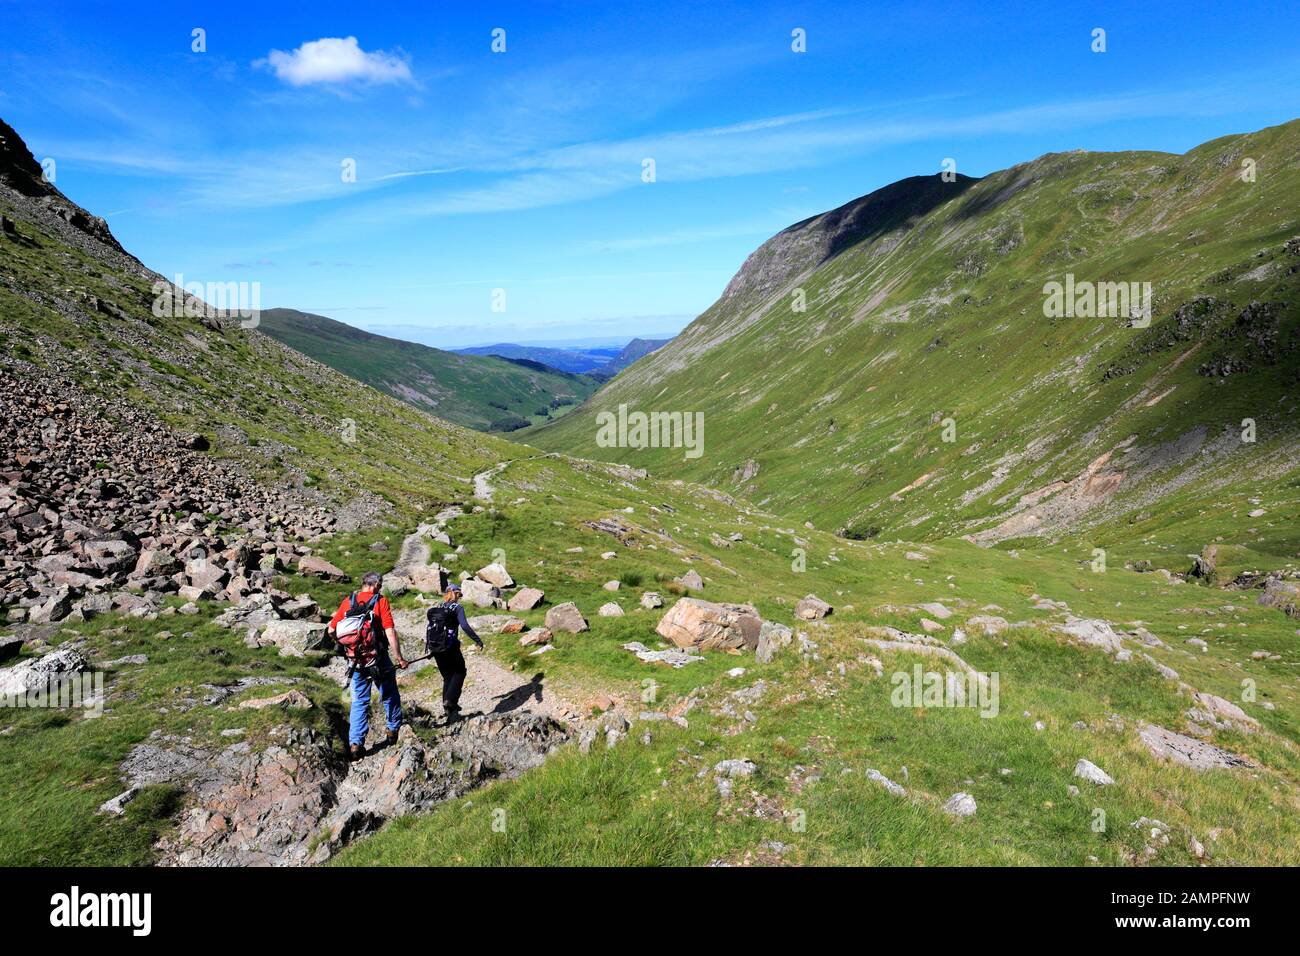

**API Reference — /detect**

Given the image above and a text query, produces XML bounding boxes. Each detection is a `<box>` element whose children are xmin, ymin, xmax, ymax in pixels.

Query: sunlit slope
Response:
<box><xmin>259</xmin><ymin>308</ymin><xmax>601</xmax><ymax>432</ymax></box>
<box><xmin>529</xmin><ymin>120</ymin><xmax>1300</xmax><ymax>553</ymax></box>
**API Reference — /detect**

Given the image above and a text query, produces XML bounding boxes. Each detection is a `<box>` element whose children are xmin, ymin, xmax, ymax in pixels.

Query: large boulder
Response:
<box><xmin>755</xmin><ymin>620</ymin><xmax>793</xmax><ymax>664</ymax></box>
<box><xmin>407</xmin><ymin>564</ymin><xmax>448</xmax><ymax>594</ymax></box>
<box><xmin>214</xmin><ymin>593</ymin><xmax>282</xmax><ymax>631</ymax></box>
<box><xmin>640</xmin><ymin>591</ymin><xmax>664</xmax><ymax>610</ymax></box>
<box><xmin>28</xmin><ymin>587</ymin><xmax>74</xmax><ymax>624</ymax></box>
<box><xmin>1137</xmin><ymin>723</ymin><xmax>1252</xmax><ymax>770</ymax></box>
<box><xmin>508</xmin><ymin>587</ymin><xmax>545</xmax><ymax>612</ymax></box>
<box><xmin>545</xmin><ymin>602</ymin><xmax>588</xmax><ymax>633</ymax></box>
<box><xmin>655</xmin><ymin>598</ymin><xmax>762</xmax><ymax>651</ymax></box>
<box><xmin>297</xmin><ymin>555</ymin><xmax>350</xmax><ymax>583</ymax></box>
<box><xmin>794</xmin><ymin>594</ymin><xmax>833</xmax><ymax>620</ymax></box>
<box><xmin>467</xmin><ymin>615</ymin><xmax>526</xmax><ymax>635</ymax></box>
<box><xmin>185</xmin><ymin>558</ymin><xmax>228</xmax><ymax>592</ymax></box>
<box><xmin>258</xmin><ymin>620</ymin><xmax>330</xmax><ymax>657</ymax></box>
<box><xmin>0</xmin><ymin>647</ymin><xmax>88</xmax><ymax>696</ymax></box>
<box><xmin>84</xmin><ymin>538</ymin><xmax>138</xmax><ymax>574</ymax></box>
<box><xmin>460</xmin><ymin>578</ymin><xmax>501</xmax><ymax>608</ymax></box>
<box><xmin>677</xmin><ymin>569</ymin><xmax>705</xmax><ymax>590</ymax></box>
<box><xmin>1257</xmin><ymin>577</ymin><xmax>1299</xmax><ymax>617</ymax></box>
<box><xmin>475</xmin><ymin>563</ymin><xmax>514</xmax><ymax>589</ymax></box>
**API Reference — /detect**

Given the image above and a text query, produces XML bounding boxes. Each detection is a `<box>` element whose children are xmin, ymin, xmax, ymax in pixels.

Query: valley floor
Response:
<box><xmin>3</xmin><ymin>453</ymin><xmax>1297</xmax><ymax>867</ymax></box>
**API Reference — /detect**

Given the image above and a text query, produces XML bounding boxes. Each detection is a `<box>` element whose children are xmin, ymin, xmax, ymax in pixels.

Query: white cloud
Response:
<box><xmin>256</xmin><ymin>37</ymin><xmax>412</xmax><ymax>87</ymax></box>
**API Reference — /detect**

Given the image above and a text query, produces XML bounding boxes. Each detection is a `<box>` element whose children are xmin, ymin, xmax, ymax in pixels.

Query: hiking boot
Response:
<box><xmin>348</xmin><ymin>744</ymin><xmax>364</xmax><ymax>762</ymax></box>
<box><xmin>384</xmin><ymin>728</ymin><xmax>400</xmax><ymax>747</ymax></box>
<box><xmin>442</xmin><ymin>705</ymin><xmax>461</xmax><ymax>724</ymax></box>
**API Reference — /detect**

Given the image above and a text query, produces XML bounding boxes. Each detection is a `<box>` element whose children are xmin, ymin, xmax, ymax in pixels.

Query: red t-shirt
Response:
<box><xmin>329</xmin><ymin>589</ymin><xmax>394</xmax><ymax>632</ymax></box>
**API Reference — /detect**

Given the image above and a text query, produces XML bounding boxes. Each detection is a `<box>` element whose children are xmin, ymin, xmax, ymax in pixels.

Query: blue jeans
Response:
<box><xmin>349</xmin><ymin>664</ymin><xmax>403</xmax><ymax>746</ymax></box>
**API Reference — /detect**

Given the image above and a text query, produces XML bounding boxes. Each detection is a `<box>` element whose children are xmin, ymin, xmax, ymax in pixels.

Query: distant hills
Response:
<box><xmin>258</xmin><ymin>309</ymin><xmax>601</xmax><ymax>432</ymax></box>
<box><xmin>455</xmin><ymin>336</ymin><xmax>670</xmax><ymax>377</ymax></box>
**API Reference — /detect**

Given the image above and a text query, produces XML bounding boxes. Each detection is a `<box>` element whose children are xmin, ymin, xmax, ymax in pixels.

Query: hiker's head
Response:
<box><xmin>444</xmin><ymin>584</ymin><xmax>462</xmax><ymax>603</ymax></box>
<box><xmin>363</xmin><ymin>571</ymin><xmax>383</xmax><ymax>591</ymax></box>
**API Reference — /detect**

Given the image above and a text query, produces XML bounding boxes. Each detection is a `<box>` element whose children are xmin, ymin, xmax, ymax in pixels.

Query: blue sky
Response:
<box><xmin>2</xmin><ymin>1</ymin><xmax>1297</xmax><ymax>347</ymax></box>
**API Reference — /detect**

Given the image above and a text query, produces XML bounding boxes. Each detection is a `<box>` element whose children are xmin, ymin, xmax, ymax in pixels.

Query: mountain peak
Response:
<box><xmin>720</xmin><ymin>172</ymin><xmax>979</xmax><ymax>309</ymax></box>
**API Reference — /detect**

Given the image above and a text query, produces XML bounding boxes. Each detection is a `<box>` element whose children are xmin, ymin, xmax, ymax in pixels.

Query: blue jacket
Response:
<box><xmin>444</xmin><ymin>602</ymin><xmax>481</xmax><ymax>647</ymax></box>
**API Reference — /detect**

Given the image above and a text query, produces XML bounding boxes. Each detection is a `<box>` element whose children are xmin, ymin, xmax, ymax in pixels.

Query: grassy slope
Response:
<box><xmin>338</xmin><ymin>455</ymin><xmax>1300</xmax><ymax>866</ymax></box>
<box><xmin>259</xmin><ymin>308</ymin><xmax>600</xmax><ymax>431</ymax></box>
<box><xmin>526</xmin><ymin>121</ymin><xmax>1300</xmax><ymax>560</ymax></box>
<box><xmin>0</xmin><ymin>211</ymin><xmax>519</xmax><ymax>524</ymax></box>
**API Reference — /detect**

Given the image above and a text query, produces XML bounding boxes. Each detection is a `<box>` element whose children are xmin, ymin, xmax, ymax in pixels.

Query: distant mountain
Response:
<box><xmin>258</xmin><ymin>309</ymin><xmax>601</xmax><ymax>431</ymax></box>
<box><xmin>530</xmin><ymin>120</ymin><xmax>1300</xmax><ymax>554</ymax></box>
<box><xmin>590</xmin><ymin>337</ymin><xmax>671</xmax><ymax>376</ymax></box>
<box><xmin>455</xmin><ymin>342</ymin><xmax>622</xmax><ymax>374</ymax></box>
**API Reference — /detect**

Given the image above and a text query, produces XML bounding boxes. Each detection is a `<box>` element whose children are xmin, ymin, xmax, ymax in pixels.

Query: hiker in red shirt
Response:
<box><xmin>328</xmin><ymin>571</ymin><xmax>409</xmax><ymax>760</ymax></box>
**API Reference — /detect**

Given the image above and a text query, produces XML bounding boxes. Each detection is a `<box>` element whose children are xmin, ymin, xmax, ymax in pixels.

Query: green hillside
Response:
<box><xmin>259</xmin><ymin>308</ymin><xmax>601</xmax><ymax>432</ymax></box>
<box><xmin>3</xmin><ymin>112</ymin><xmax>1299</xmax><ymax>870</ymax></box>
<box><xmin>528</xmin><ymin>121</ymin><xmax>1300</xmax><ymax>566</ymax></box>
<box><xmin>0</xmin><ymin>173</ymin><xmax>515</xmax><ymax>526</ymax></box>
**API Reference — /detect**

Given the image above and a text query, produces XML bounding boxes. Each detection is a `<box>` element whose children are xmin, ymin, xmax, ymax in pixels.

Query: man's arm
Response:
<box><xmin>386</xmin><ymin>627</ymin><xmax>409</xmax><ymax>668</ymax></box>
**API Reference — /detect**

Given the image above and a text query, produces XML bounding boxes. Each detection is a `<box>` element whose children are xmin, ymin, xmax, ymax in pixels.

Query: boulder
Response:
<box><xmin>508</xmin><ymin>587</ymin><xmax>545</xmax><ymax>612</ymax></box>
<box><xmin>1057</xmin><ymin>617</ymin><xmax>1124</xmax><ymax>654</ymax></box>
<box><xmin>0</xmin><ymin>647</ymin><xmax>88</xmax><ymax>696</ymax></box>
<box><xmin>297</xmin><ymin>555</ymin><xmax>350</xmax><ymax>583</ymax></box>
<box><xmin>598</xmin><ymin>602</ymin><xmax>624</xmax><ymax>617</ymax></box>
<box><xmin>640</xmin><ymin>591</ymin><xmax>664</xmax><ymax>610</ymax></box>
<box><xmin>1073</xmin><ymin>758</ymin><xmax>1114</xmax><ymax>785</ymax></box>
<box><xmin>185</xmin><ymin>558</ymin><xmax>228</xmax><ymax>592</ymax></box>
<box><xmin>459</xmin><ymin>578</ymin><xmax>501</xmax><ymax>608</ymax></box>
<box><xmin>1192</xmin><ymin>691</ymin><xmax>1258</xmax><ymax>728</ymax></box>
<box><xmin>28</xmin><ymin>587</ymin><xmax>73</xmax><ymax>624</ymax></box>
<box><xmin>519</xmin><ymin>628</ymin><xmax>552</xmax><ymax>647</ymax></box>
<box><xmin>677</xmin><ymin>569</ymin><xmax>704</xmax><ymax>590</ymax></box>
<box><xmin>467</xmin><ymin>615</ymin><xmax>526</xmax><ymax>635</ymax></box>
<box><xmin>408</xmin><ymin>564</ymin><xmax>448</xmax><ymax>594</ymax></box>
<box><xmin>133</xmin><ymin>548</ymin><xmax>180</xmax><ymax>578</ymax></box>
<box><xmin>966</xmin><ymin>615</ymin><xmax>1008</xmax><ymax>636</ymax></box>
<box><xmin>238</xmin><ymin>690</ymin><xmax>313</xmax><ymax>711</ymax></box>
<box><xmin>755</xmin><ymin>620</ymin><xmax>793</xmax><ymax>664</ymax></box>
<box><xmin>943</xmin><ymin>792</ymin><xmax>977</xmax><ymax>817</ymax></box>
<box><xmin>794</xmin><ymin>594</ymin><xmax>833</xmax><ymax>620</ymax></box>
<box><xmin>259</xmin><ymin>620</ymin><xmax>330</xmax><ymax>657</ymax></box>
<box><xmin>621</xmin><ymin>641</ymin><xmax>704</xmax><ymax>668</ymax></box>
<box><xmin>1137</xmin><ymin>723</ymin><xmax>1252</xmax><ymax>770</ymax></box>
<box><xmin>1257</xmin><ymin>578</ymin><xmax>1299</xmax><ymax>617</ymax></box>
<box><xmin>214</xmin><ymin>592</ymin><xmax>282</xmax><ymax>631</ymax></box>
<box><xmin>655</xmin><ymin>598</ymin><xmax>762</xmax><ymax>651</ymax></box>
<box><xmin>475</xmin><ymin>563</ymin><xmax>514</xmax><ymax>589</ymax></box>
<box><xmin>1189</xmin><ymin>544</ymin><xmax>1217</xmax><ymax>580</ymax></box>
<box><xmin>545</xmin><ymin>602</ymin><xmax>588</xmax><ymax>633</ymax></box>
<box><xmin>602</xmin><ymin>580</ymin><xmax>620</xmax><ymax>591</ymax></box>
<box><xmin>278</xmin><ymin>594</ymin><xmax>319</xmax><ymax>621</ymax></box>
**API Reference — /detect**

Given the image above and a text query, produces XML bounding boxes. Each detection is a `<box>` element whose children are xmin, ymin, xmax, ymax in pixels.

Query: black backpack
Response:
<box><xmin>425</xmin><ymin>602</ymin><xmax>458</xmax><ymax>653</ymax></box>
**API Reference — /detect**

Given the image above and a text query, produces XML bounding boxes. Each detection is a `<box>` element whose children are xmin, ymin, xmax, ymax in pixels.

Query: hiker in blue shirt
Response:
<box><xmin>424</xmin><ymin>584</ymin><xmax>484</xmax><ymax>722</ymax></box>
